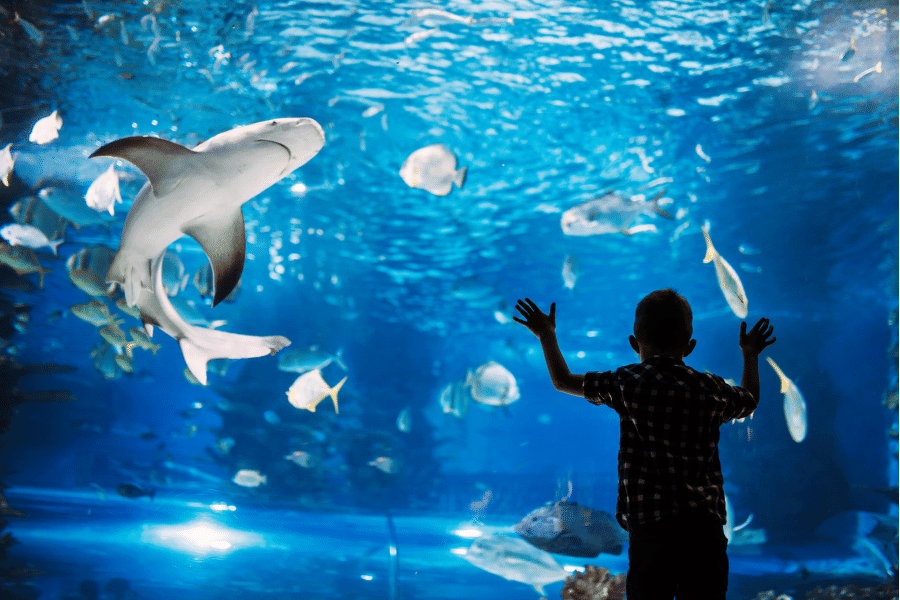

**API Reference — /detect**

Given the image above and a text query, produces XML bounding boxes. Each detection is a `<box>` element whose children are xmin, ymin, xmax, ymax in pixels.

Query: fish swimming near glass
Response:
<box><xmin>0</xmin><ymin>144</ymin><xmax>15</xmax><ymax>186</ymax></box>
<box><xmin>84</xmin><ymin>163</ymin><xmax>122</xmax><ymax>216</ymax></box>
<box><xmin>277</xmin><ymin>346</ymin><xmax>347</xmax><ymax>374</ymax></box>
<box><xmin>701</xmin><ymin>223</ymin><xmax>748</xmax><ymax>319</ymax></box>
<box><xmin>90</xmin><ymin>117</ymin><xmax>325</xmax><ymax>307</ymax></box>
<box><xmin>560</xmin><ymin>189</ymin><xmax>671</xmax><ymax>236</ymax></box>
<box><xmin>514</xmin><ymin>500</ymin><xmax>627</xmax><ymax>558</ymax></box>
<box><xmin>466</xmin><ymin>361</ymin><xmax>519</xmax><ymax>407</ymax></box>
<box><xmin>462</xmin><ymin>534</ymin><xmax>568</xmax><ymax>595</ymax></box>
<box><xmin>286</xmin><ymin>369</ymin><xmax>345</xmax><ymax>413</ymax></box>
<box><xmin>439</xmin><ymin>380</ymin><xmax>469</xmax><ymax>418</ymax></box>
<box><xmin>0</xmin><ymin>223</ymin><xmax>63</xmax><ymax>255</ymax></box>
<box><xmin>29</xmin><ymin>110</ymin><xmax>62</xmax><ymax>144</ymax></box>
<box><xmin>766</xmin><ymin>357</ymin><xmax>807</xmax><ymax>443</ymax></box>
<box><xmin>399</xmin><ymin>143</ymin><xmax>467</xmax><ymax>196</ymax></box>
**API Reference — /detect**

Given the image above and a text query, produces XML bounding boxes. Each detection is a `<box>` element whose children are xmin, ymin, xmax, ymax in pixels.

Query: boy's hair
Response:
<box><xmin>633</xmin><ymin>289</ymin><xmax>693</xmax><ymax>352</ymax></box>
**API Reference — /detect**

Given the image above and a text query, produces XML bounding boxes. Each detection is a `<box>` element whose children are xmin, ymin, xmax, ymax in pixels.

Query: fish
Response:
<box><xmin>515</xmin><ymin>500</ymin><xmax>627</xmax><ymax>558</ymax></box>
<box><xmin>99</xmin><ymin>322</ymin><xmax>128</xmax><ymax>346</ymax></box>
<box><xmin>369</xmin><ymin>456</ymin><xmax>397</xmax><ymax>474</ymax></box>
<box><xmin>13</xmin><ymin>12</ymin><xmax>44</xmax><ymax>46</ymax></box>
<box><xmin>462</xmin><ymin>534</ymin><xmax>568</xmax><ymax>595</ymax></box>
<box><xmin>853</xmin><ymin>61</ymin><xmax>882</xmax><ymax>84</ymax></box>
<box><xmin>841</xmin><ymin>37</ymin><xmax>856</xmax><ymax>61</ymax></box>
<box><xmin>560</xmin><ymin>189</ymin><xmax>672</xmax><ymax>236</ymax></box>
<box><xmin>128</xmin><ymin>327</ymin><xmax>160</xmax><ymax>354</ymax></box>
<box><xmin>701</xmin><ymin>223</ymin><xmax>748</xmax><ymax>318</ymax></box>
<box><xmin>277</xmin><ymin>346</ymin><xmax>347</xmax><ymax>373</ymax></box>
<box><xmin>29</xmin><ymin>110</ymin><xmax>62</xmax><ymax>145</ymax></box>
<box><xmin>161</xmin><ymin>250</ymin><xmax>189</xmax><ymax>296</ymax></box>
<box><xmin>405</xmin><ymin>8</ymin><xmax>474</xmax><ymax>26</ymax></box>
<box><xmin>9</xmin><ymin>196</ymin><xmax>68</xmax><ymax>242</ymax></box>
<box><xmin>38</xmin><ymin>187</ymin><xmax>115</xmax><ymax>227</ymax></box>
<box><xmin>0</xmin><ymin>144</ymin><xmax>14</xmax><ymax>186</ymax></box>
<box><xmin>439</xmin><ymin>380</ymin><xmax>470</xmax><ymax>418</ymax></box>
<box><xmin>84</xmin><ymin>163</ymin><xmax>122</xmax><ymax>216</ymax></box>
<box><xmin>116</xmin><ymin>483</ymin><xmax>154</xmax><ymax>499</ymax></box>
<box><xmin>192</xmin><ymin>262</ymin><xmax>239</xmax><ymax>301</ymax></box>
<box><xmin>695</xmin><ymin>144</ymin><xmax>711</xmax><ymax>163</ymax></box>
<box><xmin>284</xmin><ymin>450</ymin><xmax>315</xmax><ymax>468</ymax></box>
<box><xmin>114</xmin><ymin>352</ymin><xmax>134</xmax><ymax>373</ymax></box>
<box><xmin>0</xmin><ymin>224</ymin><xmax>63</xmax><ymax>255</ymax></box>
<box><xmin>399</xmin><ymin>144</ymin><xmax>467</xmax><ymax>196</ymax></box>
<box><xmin>286</xmin><ymin>369</ymin><xmax>345</xmax><ymax>413</ymax></box>
<box><xmin>0</xmin><ymin>241</ymin><xmax>51</xmax><ymax>288</ymax></box>
<box><xmin>561</xmin><ymin>254</ymin><xmax>579</xmax><ymax>290</ymax></box>
<box><xmin>232</xmin><ymin>469</ymin><xmax>266</xmax><ymax>487</ymax></box>
<box><xmin>90</xmin><ymin>117</ymin><xmax>326</xmax><ymax>307</ymax></box>
<box><xmin>66</xmin><ymin>245</ymin><xmax>116</xmax><ymax>297</ymax></box>
<box><xmin>115</xmin><ymin>297</ymin><xmax>141</xmax><ymax>318</ymax></box>
<box><xmin>466</xmin><ymin>361</ymin><xmax>520</xmax><ymax>406</ymax></box>
<box><xmin>70</xmin><ymin>300</ymin><xmax>120</xmax><ymax>326</ymax></box>
<box><xmin>766</xmin><ymin>357</ymin><xmax>807</xmax><ymax>443</ymax></box>
<box><xmin>90</xmin><ymin>341</ymin><xmax>120</xmax><ymax>379</ymax></box>
<box><xmin>396</xmin><ymin>407</ymin><xmax>411</xmax><ymax>432</ymax></box>
<box><xmin>128</xmin><ymin>251</ymin><xmax>291</xmax><ymax>385</ymax></box>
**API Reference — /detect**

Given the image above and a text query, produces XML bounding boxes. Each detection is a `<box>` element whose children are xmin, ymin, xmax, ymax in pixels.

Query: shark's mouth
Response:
<box><xmin>258</xmin><ymin>139</ymin><xmax>294</xmax><ymax>176</ymax></box>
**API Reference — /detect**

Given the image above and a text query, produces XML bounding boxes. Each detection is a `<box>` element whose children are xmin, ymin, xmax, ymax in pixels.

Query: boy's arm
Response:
<box><xmin>739</xmin><ymin>318</ymin><xmax>776</xmax><ymax>402</ymax></box>
<box><xmin>513</xmin><ymin>298</ymin><xmax>584</xmax><ymax>397</ymax></box>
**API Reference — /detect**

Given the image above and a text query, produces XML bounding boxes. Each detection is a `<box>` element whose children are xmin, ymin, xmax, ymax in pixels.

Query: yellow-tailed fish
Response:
<box><xmin>766</xmin><ymin>357</ymin><xmax>807</xmax><ymax>443</ymax></box>
<box><xmin>701</xmin><ymin>223</ymin><xmax>748</xmax><ymax>318</ymax></box>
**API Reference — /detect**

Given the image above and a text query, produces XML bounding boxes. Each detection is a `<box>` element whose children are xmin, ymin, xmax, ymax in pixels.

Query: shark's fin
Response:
<box><xmin>182</xmin><ymin>207</ymin><xmax>246</xmax><ymax>307</ymax></box>
<box><xmin>179</xmin><ymin>337</ymin><xmax>209</xmax><ymax>386</ymax></box>
<box><xmin>89</xmin><ymin>136</ymin><xmax>194</xmax><ymax>197</ymax></box>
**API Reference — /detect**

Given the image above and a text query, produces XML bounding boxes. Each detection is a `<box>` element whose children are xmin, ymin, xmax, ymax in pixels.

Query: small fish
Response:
<box><xmin>161</xmin><ymin>251</ymin><xmax>189</xmax><ymax>296</ymax></box>
<box><xmin>514</xmin><ymin>500</ymin><xmax>627</xmax><ymax>558</ymax></box>
<box><xmin>116</xmin><ymin>297</ymin><xmax>141</xmax><ymax>318</ymax></box>
<box><xmin>396</xmin><ymin>407</ymin><xmax>411</xmax><ymax>432</ymax></box>
<box><xmin>766</xmin><ymin>357</ymin><xmax>807</xmax><ymax>443</ymax></box>
<box><xmin>369</xmin><ymin>456</ymin><xmax>397</xmax><ymax>474</ymax></box>
<box><xmin>399</xmin><ymin>144</ymin><xmax>467</xmax><ymax>196</ymax></box>
<box><xmin>263</xmin><ymin>410</ymin><xmax>280</xmax><ymax>424</ymax></box>
<box><xmin>84</xmin><ymin>164</ymin><xmax>122</xmax><ymax>216</ymax></box>
<box><xmin>841</xmin><ymin>37</ymin><xmax>856</xmax><ymax>61</ymax></box>
<box><xmin>561</xmin><ymin>254</ymin><xmax>579</xmax><ymax>290</ymax></box>
<box><xmin>114</xmin><ymin>352</ymin><xmax>134</xmax><ymax>373</ymax></box>
<box><xmin>695</xmin><ymin>144</ymin><xmax>711</xmax><ymax>163</ymax></box>
<box><xmin>39</xmin><ymin>187</ymin><xmax>115</xmax><ymax>227</ymax></box>
<box><xmin>29</xmin><ymin>110</ymin><xmax>62</xmax><ymax>145</ymax></box>
<box><xmin>0</xmin><ymin>223</ymin><xmax>63</xmax><ymax>255</ymax></box>
<box><xmin>462</xmin><ymin>534</ymin><xmax>568</xmax><ymax>595</ymax></box>
<box><xmin>561</xmin><ymin>190</ymin><xmax>671</xmax><ymax>236</ymax></box>
<box><xmin>701</xmin><ymin>223</ymin><xmax>748</xmax><ymax>318</ymax></box>
<box><xmin>286</xmin><ymin>369</ymin><xmax>345</xmax><ymax>413</ymax></box>
<box><xmin>232</xmin><ymin>469</ymin><xmax>266</xmax><ymax>487</ymax></box>
<box><xmin>853</xmin><ymin>61</ymin><xmax>882</xmax><ymax>84</ymax></box>
<box><xmin>278</xmin><ymin>347</ymin><xmax>347</xmax><ymax>374</ymax></box>
<box><xmin>217</xmin><ymin>437</ymin><xmax>235</xmax><ymax>454</ymax></box>
<box><xmin>0</xmin><ymin>144</ymin><xmax>14</xmax><ymax>186</ymax></box>
<box><xmin>67</xmin><ymin>245</ymin><xmax>116</xmax><ymax>297</ymax></box>
<box><xmin>466</xmin><ymin>361</ymin><xmax>520</xmax><ymax>407</ymax></box>
<box><xmin>406</xmin><ymin>8</ymin><xmax>473</xmax><ymax>26</ymax></box>
<box><xmin>9</xmin><ymin>196</ymin><xmax>68</xmax><ymax>242</ymax></box>
<box><xmin>90</xmin><ymin>342</ymin><xmax>120</xmax><ymax>379</ymax></box>
<box><xmin>128</xmin><ymin>327</ymin><xmax>160</xmax><ymax>354</ymax></box>
<box><xmin>99</xmin><ymin>322</ymin><xmax>128</xmax><ymax>346</ymax></box>
<box><xmin>0</xmin><ymin>241</ymin><xmax>50</xmax><ymax>287</ymax></box>
<box><xmin>70</xmin><ymin>300</ymin><xmax>119</xmax><ymax>326</ymax></box>
<box><xmin>285</xmin><ymin>450</ymin><xmax>316</xmax><ymax>468</ymax></box>
<box><xmin>116</xmin><ymin>483</ymin><xmax>154</xmax><ymax>499</ymax></box>
<box><xmin>439</xmin><ymin>380</ymin><xmax>470</xmax><ymax>418</ymax></box>
<box><xmin>13</xmin><ymin>12</ymin><xmax>44</xmax><ymax>46</ymax></box>
<box><xmin>168</xmin><ymin>296</ymin><xmax>226</xmax><ymax>328</ymax></box>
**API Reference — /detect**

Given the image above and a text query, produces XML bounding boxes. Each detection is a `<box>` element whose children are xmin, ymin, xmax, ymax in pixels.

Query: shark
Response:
<box><xmin>133</xmin><ymin>251</ymin><xmax>290</xmax><ymax>385</ymax></box>
<box><xmin>90</xmin><ymin>117</ymin><xmax>326</xmax><ymax>306</ymax></box>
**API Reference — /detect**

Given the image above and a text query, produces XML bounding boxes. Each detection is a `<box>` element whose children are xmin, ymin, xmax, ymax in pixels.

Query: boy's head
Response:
<box><xmin>631</xmin><ymin>289</ymin><xmax>695</xmax><ymax>358</ymax></box>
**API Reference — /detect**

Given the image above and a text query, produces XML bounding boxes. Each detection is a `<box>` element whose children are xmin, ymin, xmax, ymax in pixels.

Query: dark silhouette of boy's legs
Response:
<box><xmin>626</xmin><ymin>515</ymin><xmax>728</xmax><ymax>600</ymax></box>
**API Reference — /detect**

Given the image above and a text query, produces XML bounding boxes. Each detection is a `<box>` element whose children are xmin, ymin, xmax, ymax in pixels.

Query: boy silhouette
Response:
<box><xmin>513</xmin><ymin>289</ymin><xmax>775</xmax><ymax>600</ymax></box>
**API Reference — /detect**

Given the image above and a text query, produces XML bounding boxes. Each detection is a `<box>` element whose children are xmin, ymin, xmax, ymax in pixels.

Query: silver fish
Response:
<box><xmin>462</xmin><ymin>534</ymin><xmax>568</xmax><ymax>595</ymax></box>
<box><xmin>277</xmin><ymin>346</ymin><xmax>347</xmax><ymax>374</ymax></box>
<box><xmin>439</xmin><ymin>380</ymin><xmax>469</xmax><ymax>418</ymax></box>
<box><xmin>702</xmin><ymin>223</ymin><xmax>748</xmax><ymax>319</ymax></box>
<box><xmin>561</xmin><ymin>189</ymin><xmax>671</xmax><ymax>236</ymax></box>
<box><xmin>766</xmin><ymin>357</ymin><xmax>807</xmax><ymax>443</ymax></box>
<box><xmin>515</xmin><ymin>500</ymin><xmax>627</xmax><ymax>558</ymax></box>
<box><xmin>399</xmin><ymin>144</ymin><xmax>467</xmax><ymax>196</ymax></box>
<box><xmin>466</xmin><ymin>361</ymin><xmax>519</xmax><ymax>406</ymax></box>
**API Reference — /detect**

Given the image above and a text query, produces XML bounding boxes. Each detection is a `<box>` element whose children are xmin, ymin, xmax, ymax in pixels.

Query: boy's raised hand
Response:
<box><xmin>740</xmin><ymin>318</ymin><xmax>776</xmax><ymax>356</ymax></box>
<box><xmin>513</xmin><ymin>298</ymin><xmax>556</xmax><ymax>338</ymax></box>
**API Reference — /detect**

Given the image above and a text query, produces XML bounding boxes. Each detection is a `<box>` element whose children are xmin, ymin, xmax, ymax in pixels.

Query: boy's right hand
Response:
<box><xmin>513</xmin><ymin>298</ymin><xmax>556</xmax><ymax>339</ymax></box>
<box><xmin>740</xmin><ymin>318</ymin><xmax>776</xmax><ymax>356</ymax></box>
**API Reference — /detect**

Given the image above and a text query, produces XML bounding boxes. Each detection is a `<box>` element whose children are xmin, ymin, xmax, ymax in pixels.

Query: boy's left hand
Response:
<box><xmin>513</xmin><ymin>298</ymin><xmax>556</xmax><ymax>338</ymax></box>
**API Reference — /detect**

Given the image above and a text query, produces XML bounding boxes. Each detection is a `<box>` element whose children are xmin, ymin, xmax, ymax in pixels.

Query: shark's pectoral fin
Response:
<box><xmin>90</xmin><ymin>136</ymin><xmax>195</xmax><ymax>197</ymax></box>
<box><xmin>182</xmin><ymin>208</ymin><xmax>246</xmax><ymax>307</ymax></box>
<box><xmin>179</xmin><ymin>338</ymin><xmax>209</xmax><ymax>386</ymax></box>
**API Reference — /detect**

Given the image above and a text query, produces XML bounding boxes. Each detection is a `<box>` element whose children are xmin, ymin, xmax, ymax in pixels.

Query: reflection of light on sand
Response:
<box><xmin>142</xmin><ymin>519</ymin><xmax>264</xmax><ymax>555</ymax></box>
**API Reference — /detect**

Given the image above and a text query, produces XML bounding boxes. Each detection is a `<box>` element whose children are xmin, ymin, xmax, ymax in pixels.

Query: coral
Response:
<box><xmin>560</xmin><ymin>565</ymin><xmax>626</xmax><ymax>600</ymax></box>
<box><xmin>805</xmin><ymin>584</ymin><xmax>899</xmax><ymax>600</ymax></box>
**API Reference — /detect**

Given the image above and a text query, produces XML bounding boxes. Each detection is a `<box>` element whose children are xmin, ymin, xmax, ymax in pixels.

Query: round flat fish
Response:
<box><xmin>399</xmin><ymin>144</ymin><xmax>467</xmax><ymax>196</ymax></box>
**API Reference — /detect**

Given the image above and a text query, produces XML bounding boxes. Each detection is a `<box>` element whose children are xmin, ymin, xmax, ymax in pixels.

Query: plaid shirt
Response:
<box><xmin>583</xmin><ymin>356</ymin><xmax>757</xmax><ymax>530</ymax></box>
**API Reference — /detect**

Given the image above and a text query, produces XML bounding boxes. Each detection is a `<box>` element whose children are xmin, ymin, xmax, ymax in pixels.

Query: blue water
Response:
<box><xmin>0</xmin><ymin>0</ymin><xmax>897</xmax><ymax>598</ymax></box>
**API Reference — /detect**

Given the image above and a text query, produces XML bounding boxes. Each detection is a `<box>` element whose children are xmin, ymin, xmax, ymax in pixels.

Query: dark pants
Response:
<box><xmin>626</xmin><ymin>515</ymin><xmax>729</xmax><ymax>600</ymax></box>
